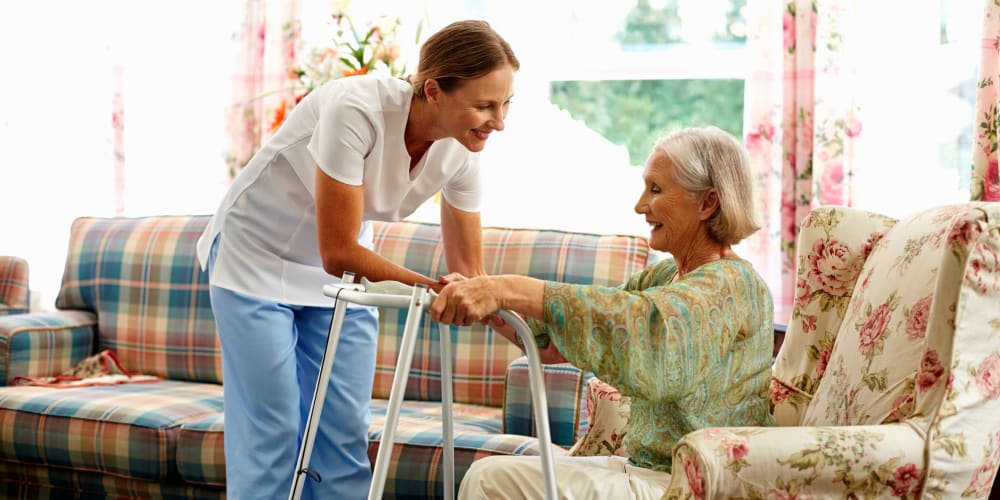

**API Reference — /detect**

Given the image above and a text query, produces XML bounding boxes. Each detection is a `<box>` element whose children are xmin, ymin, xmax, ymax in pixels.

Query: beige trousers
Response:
<box><xmin>458</xmin><ymin>455</ymin><xmax>672</xmax><ymax>500</ymax></box>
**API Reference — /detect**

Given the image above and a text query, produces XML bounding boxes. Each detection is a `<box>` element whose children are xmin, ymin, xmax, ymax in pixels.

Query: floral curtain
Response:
<box><xmin>741</xmin><ymin>0</ymin><xmax>862</xmax><ymax>310</ymax></box>
<box><xmin>225</xmin><ymin>0</ymin><xmax>301</xmax><ymax>179</ymax></box>
<box><xmin>972</xmin><ymin>0</ymin><xmax>1000</xmax><ymax>202</ymax></box>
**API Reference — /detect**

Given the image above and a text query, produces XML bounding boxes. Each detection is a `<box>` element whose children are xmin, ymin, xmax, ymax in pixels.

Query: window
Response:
<box><xmin>405</xmin><ymin>0</ymin><xmax>751</xmax><ymax>236</ymax></box>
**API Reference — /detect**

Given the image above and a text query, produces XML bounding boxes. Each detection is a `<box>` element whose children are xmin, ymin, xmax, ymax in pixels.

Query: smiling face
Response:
<box><xmin>634</xmin><ymin>149</ymin><xmax>707</xmax><ymax>253</ymax></box>
<box><xmin>427</xmin><ymin>65</ymin><xmax>515</xmax><ymax>152</ymax></box>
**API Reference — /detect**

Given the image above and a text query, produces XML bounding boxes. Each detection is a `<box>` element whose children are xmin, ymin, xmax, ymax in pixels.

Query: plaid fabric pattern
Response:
<box><xmin>370</xmin><ymin>221</ymin><xmax>650</xmax><ymax>407</ymax></box>
<box><xmin>0</xmin><ymin>256</ymin><xmax>30</xmax><ymax>316</ymax></box>
<box><xmin>176</xmin><ymin>413</ymin><xmax>225</xmax><ymax>487</ymax></box>
<box><xmin>502</xmin><ymin>357</ymin><xmax>594</xmax><ymax>446</ymax></box>
<box><xmin>0</xmin><ymin>380</ymin><xmax>222</xmax><ymax>480</ymax></box>
<box><xmin>368</xmin><ymin>398</ymin><xmax>569</xmax><ymax>499</ymax></box>
<box><xmin>0</xmin><ymin>311</ymin><xmax>97</xmax><ymax>386</ymax></box>
<box><xmin>0</xmin><ymin>461</ymin><xmax>224</xmax><ymax>500</ymax></box>
<box><xmin>55</xmin><ymin>216</ymin><xmax>221</xmax><ymax>384</ymax></box>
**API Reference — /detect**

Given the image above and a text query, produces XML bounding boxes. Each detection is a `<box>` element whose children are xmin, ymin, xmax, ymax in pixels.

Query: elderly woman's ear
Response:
<box><xmin>699</xmin><ymin>188</ymin><xmax>720</xmax><ymax>221</ymax></box>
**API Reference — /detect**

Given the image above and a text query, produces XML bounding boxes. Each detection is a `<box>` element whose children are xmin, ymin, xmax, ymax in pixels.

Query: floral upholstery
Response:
<box><xmin>0</xmin><ymin>257</ymin><xmax>29</xmax><ymax>316</ymax></box>
<box><xmin>663</xmin><ymin>203</ymin><xmax>1000</xmax><ymax>499</ymax></box>
<box><xmin>567</xmin><ymin>377</ymin><xmax>630</xmax><ymax>457</ymax></box>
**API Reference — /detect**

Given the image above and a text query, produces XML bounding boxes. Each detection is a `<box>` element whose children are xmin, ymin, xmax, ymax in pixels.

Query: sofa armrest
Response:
<box><xmin>502</xmin><ymin>356</ymin><xmax>594</xmax><ymax>447</ymax></box>
<box><xmin>0</xmin><ymin>310</ymin><xmax>98</xmax><ymax>385</ymax></box>
<box><xmin>665</xmin><ymin>424</ymin><xmax>926</xmax><ymax>499</ymax></box>
<box><xmin>0</xmin><ymin>256</ymin><xmax>30</xmax><ymax>315</ymax></box>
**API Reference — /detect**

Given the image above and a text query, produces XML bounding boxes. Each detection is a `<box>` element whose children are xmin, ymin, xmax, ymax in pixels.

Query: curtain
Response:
<box><xmin>225</xmin><ymin>0</ymin><xmax>302</xmax><ymax>179</ymax></box>
<box><xmin>741</xmin><ymin>0</ymin><xmax>862</xmax><ymax>310</ymax></box>
<box><xmin>972</xmin><ymin>0</ymin><xmax>1000</xmax><ymax>202</ymax></box>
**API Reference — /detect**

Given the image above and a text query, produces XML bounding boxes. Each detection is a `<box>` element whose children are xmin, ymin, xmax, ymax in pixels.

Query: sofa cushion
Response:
<box><xmin>0</xmin><ymin>381</ymin><xmax>222</xmax><ymax>481</ymax></box>
<box><xmin>368</xmin><ymin>398</ymin><xmax>568</xmax><ymax>498</ymax></box>
<box><xmin>176</xmin><ymin>413</ymin><xmax>225</xmax><ymax>487</ymax></box>
<box><xmin>55</xmin><ymin>216</ymin><xmax>221</xmax><ymax>384</ymax></box>
<box><xmin>370</xmin><ymin>221</ymin><xmax>650</xmax><ymax>407</ymax></box>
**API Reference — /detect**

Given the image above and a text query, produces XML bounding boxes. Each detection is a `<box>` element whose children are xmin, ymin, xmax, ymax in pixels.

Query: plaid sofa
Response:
<box><xmin>0</xmin><ymin>215</ymin><xmax>650</xmax><ymax>499</ymax></box>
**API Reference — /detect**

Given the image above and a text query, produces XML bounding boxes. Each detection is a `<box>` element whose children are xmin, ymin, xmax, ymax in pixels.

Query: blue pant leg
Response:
<box><xmin>208</xmin><ymin>236</ymin><xmax>301</xmax><ymax>499</ymax></box>
<box><xmin>295</xmin><ymin>304</ymin><xmax>378</xmax><ymax>500</ymax></box>
<box><xmin>209</xmin><ymin>285</ymin><xmax>301</xmax><ymax>500</ymax></box>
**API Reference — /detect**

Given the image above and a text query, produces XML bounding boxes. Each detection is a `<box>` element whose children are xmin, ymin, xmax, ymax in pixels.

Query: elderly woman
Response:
<box><xmin>430</xmin><ymin>126</ymin><xmax>775</xmax><ymax>499</ymax></box>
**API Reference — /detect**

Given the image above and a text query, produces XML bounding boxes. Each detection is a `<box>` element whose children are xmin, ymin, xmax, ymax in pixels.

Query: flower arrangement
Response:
<box><xmin>226</xmin><ymin>2</ymin><xmax>420</xmax><ymax>178</ymax></box>
<box><xmin>269</xmin><ymin>6</ymin><xmax>413</xmax><ymax>133</ymax></box>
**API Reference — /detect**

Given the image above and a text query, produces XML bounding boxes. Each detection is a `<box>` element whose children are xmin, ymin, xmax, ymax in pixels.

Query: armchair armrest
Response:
<box><xmin>665</xmin><ymin>424</ymin><xmax>926</xmax><ymax>499</ymax></box>
<box><xmin>502</xmin><ymin>356</ymin><xmax>593</xmax><ymax>447</ymax></box>
<box><xmin>0</xmin><ymin>310</ymin><xmax>98</xmax><ymax>385</ymax></box>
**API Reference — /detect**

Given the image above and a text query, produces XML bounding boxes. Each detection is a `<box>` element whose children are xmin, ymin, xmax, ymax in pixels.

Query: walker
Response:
<box><xmin>288</xmin><ymin>272</ymin><xmax>558</xmax><ymax>500</ymax></box>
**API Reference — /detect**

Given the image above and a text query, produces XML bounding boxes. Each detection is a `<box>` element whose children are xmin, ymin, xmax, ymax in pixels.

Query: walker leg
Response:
<box><xmin>499</xmin><ymin>310</ymin><xmax>558</xmax><ymax>500</ymax></box>
<box><xmin>439</xmin><ymin>321</ymin><xmax>455</xmax><ymax>500</ymax></box>
<box><xmin>288</xmin><ymin>273</ymin><xmax>355</xmax><ymax>500</ymax></box>
<box><xmin>368</xmin><ymin>284</ymin><xmax>430</xmax><ymax>500</ymax></box>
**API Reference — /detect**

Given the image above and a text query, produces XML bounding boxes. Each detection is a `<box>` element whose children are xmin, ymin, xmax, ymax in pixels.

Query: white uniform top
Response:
<box><xmin>197</xmin><ymin>74</ymin><xmax>482</xmax><ymax>306</ymax></box>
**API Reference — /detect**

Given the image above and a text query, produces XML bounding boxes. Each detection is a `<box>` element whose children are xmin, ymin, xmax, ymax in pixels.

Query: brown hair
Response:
<box><xmin>410</xmin><ymin>20</ymin><xmax>519</xmax><ymax>99</ymax></box>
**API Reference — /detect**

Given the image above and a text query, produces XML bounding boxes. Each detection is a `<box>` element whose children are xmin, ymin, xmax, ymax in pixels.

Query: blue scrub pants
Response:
<box><xmin>208</xmin><ymin>239</ymin><xmax>378</xmax><ymax>500</ymax></box>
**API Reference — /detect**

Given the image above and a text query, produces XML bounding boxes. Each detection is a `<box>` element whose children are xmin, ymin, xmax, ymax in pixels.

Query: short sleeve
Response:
<box><xmin>440</xmin><ymin>153</ymin><xmax>481</xmax><ymax>213</ymax></box>
<box><xmin>307</xmin><ymin>95</ymin><xmax>374</xmax><ymax>186</ymax></box>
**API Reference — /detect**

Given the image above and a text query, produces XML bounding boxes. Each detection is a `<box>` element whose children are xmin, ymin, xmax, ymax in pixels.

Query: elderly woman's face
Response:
<box><xmin>634</xmin><ymin>149</ymin><xmax>704</xmax><ymax>253</ymax></box>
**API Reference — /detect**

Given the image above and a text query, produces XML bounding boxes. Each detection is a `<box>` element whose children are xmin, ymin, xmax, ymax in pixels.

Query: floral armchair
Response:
<box><xmin>0</xmin><ymin>257</ymin><xmax>29</xmax><ymax>316</ymax></box>
<box><xmin>662</xmin><ymin>202</ymin><xmax>1000</xmax><ymax>498</ymax></box>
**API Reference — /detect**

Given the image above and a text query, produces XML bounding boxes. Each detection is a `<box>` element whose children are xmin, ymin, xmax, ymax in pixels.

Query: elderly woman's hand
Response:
<box><xmin>431</xmin><ymin>276</ymin><xmax>503</xmax><ymax>326</ymax></box>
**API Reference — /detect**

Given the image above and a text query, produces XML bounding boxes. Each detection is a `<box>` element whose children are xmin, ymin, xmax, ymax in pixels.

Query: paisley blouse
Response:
<box><xmin>529</xmin><ymin>256</ymin><xmax>775</xmax><ymax>472</ymax></box>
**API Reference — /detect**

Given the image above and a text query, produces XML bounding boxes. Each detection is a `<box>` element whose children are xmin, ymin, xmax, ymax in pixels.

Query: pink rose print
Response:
<box><xmin>684</xmin><ymin>457</ymin><xmax>706</xmax><ymax>500</ymax></box>
<box><xmin>860</xmin><ymin>232</ymin><xmax>883</xmax><ymax>259</ymax></box>
<box><xmin>858</xmin><ymin>303</ymin><xmax>891</xmax><ymax>357</ymax></box>
<box><xmin>986</xmin><ymin>159</ymin><xmax>1000</xmax><ymax>201</ymax></box>
<box><xmin>592</xmin><ymin>379</ymin><xmax>622</xmax><ymax>401</ymax></box>
<box><xmin>794</xmin><ymin>278</ymin><xmax>812</xmax><ymax>309</ymax></box>
<box><xmin>722</xmin><ymin>439</ymin><xmax>748</xmax><ymax>461</ymax></box>
<box><xmin>807</xmin><ymin>239</ymin><xmax>860</xmax><ymax>296</ymax></box>
<box><xmin>885</xmin><ymin>391</ymin><xmax>914</xmax><ymax>423</ymax></box>
<box><xmin>802</xmin><ymin>315</ymin><xmax>817</xmax><ymax>334</ymax></box>
<box><xmin>965</xmin><ymin>243</ymin><xmax>1000</xmax><ymax>294</ymax></box>
<box><xmin>892</xmin><ymin>463</ymin><xmax>920</xmax><ymax>497</ymax></box>
<box><xmin>783</xmin><ymin>11</ymin><xmax>795</xmax><ymax>50</ymax></box>
<box><xmin>905</xmin><ymin>295</ymin><xmax>932</xmax><ymax>340</ymax></box>
<box><xmin>818</xmin><ymin>163</ymin><xmax>844</xmax><ymax>205</ymax></box>
<box><xmin>975</xmin><ymin>352</ymin><xmax>1000</xmax><ymax>399</ymax></box>
<box><xmin>745</xmin><ymin>123</ymin><xmax>775</xmax><ymax>154</ymax></box>
<box><xmin>816</xmin><ymin>345</ymin><xmax>831</xmax><ymax>376</ymax></box>
<box><xmin>917</xmin><ymin>349</ymin><xmax>944</xmax><ymax>392</ymax></box>
<box><xmin>770</xmin><ymin>379</ymin><xmax>791</xmax><ymax>405</ymax></box>
<box><xmin>781</xmin><ymin>190</ymin><xmax>798</xmax><ymax>244</ymax></box>
<box><xmin>965</xmin><ymin>460</ymin><xmax>997</xmax><ymax>497</ymax></box>
<box><xmin>846</xmin><ymin>115</ymin><xmax>863</xmax><ymax>138</ymax></box>
<box><xmin>947</xmin><ymin>219</ymin><xmax>982</xmax><ymax>247</ymax></box>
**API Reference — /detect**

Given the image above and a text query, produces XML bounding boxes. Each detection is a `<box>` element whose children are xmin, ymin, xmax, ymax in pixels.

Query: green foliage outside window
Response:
<box><xmin>550</xmin><ymin>0</ymin><xmax>748</xmax><ymax>166</ymax></box>
<box><xmin>550</xmin><ymin>79</ymin><xmax>745</xmax><ymax>166</ymax></box>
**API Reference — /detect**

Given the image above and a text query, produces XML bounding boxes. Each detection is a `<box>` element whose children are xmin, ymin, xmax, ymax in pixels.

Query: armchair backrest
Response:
<box><xmin>370</xmin><ymin>221</ymin><xmax>650</xmax><ymax>407</ymax></box>
<box><xmin>0</xmin><ymin>256</ymin><xmax>30</xmax><ymax>315</ymax></box>
<box><xmin>772</xmin><ymin>202</ymin><xmax>1000</xmax><ymax>497</ymax></box>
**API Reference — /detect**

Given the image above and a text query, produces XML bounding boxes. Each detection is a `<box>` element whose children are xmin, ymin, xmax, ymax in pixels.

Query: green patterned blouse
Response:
<box><xmin>529</xmin><ymin>256</ymin><xmax>775</xmax><ymax>472</ymax></box>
